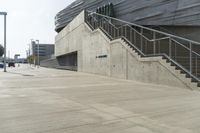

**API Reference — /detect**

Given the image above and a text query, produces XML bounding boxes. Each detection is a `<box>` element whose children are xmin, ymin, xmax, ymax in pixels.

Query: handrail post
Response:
<box><xmin>104</xmin><ymin>20</ymin><xmax>106</xmax><ymax>30</ymax></box>
<box><xmin>196</xmin><ymin>56</ymin><xmax>197</xmax><ymax>76</ymax></box>
<box><xmin>110</xmin><ymin>24</ymin><xmax>111</xmax><ymax>36</ymax></box>
<box><xmin>145</xmin><ymin>40</ymin><xmax>148</xmax><ymax>54</ymax></box>
<box><xmin>190</xmin><ymin>42</ymin><xmax>192</xmax><ymax>74</ymax></box>
<box><xmin>118</xmin><ymin>27</ymin><xmax>120</xmax><ymax>37</ymax></box>
<box><xmin>3</xmin><ymin>13</ymin><xmax>7</xmax><ymax>72</ymax></box>
<box><xmin>134</xmin><ymin>27</ymin><xmax>136</xmax><ymax>45</ymax></box>
<box><xmin>140</xmin><ymin>28</ymin><xmax>143</xmax><ymax>52</ymax></box>
<box><xmin>111</xmin><ymin>26</ymin><xmax>113</xmax><ymax>38</ymax></box>
<box><xmin>130</xmin><ymin>29</ymin><xmax>133</xmax><ymax>44</ymax></box>
<box><xmin>108</xmin><ymin>23</ymin><xmax>109</xmax><ymax>33</ymax></box>
<box><xmin>158</xmin><ymin>41</ymin><xmax>160</xmax><ymax>53</ymax></box>
<box><xmin>125</xmin><ymin>26</ymin><xmax>127</xmax><ymax>38</ymax></box>
<box><xmin>103</xmin><ymin>20</ymin><xmax>106</xmax><ymax>30</ymax></box>
<box><xmin>169</xmin><ymin>38</ymin><xmax>172</xmax><ymax>58</ymax></box>
<box><xmin>109</xmin><ymin>21</ymin><xmax>111</xmax><ymax>36</ymax></box>
<box><xmin>122</xmin><ymin>26</ymin><xmax>124</xmax><ymax>37</ymax></box>
<box><xmin>174</xmin><ymin>43</ymin><xmax>177</xmax><ymax>60</ymax></box>
<box><xmin>153</xmin><ymin>32</ymin><xmax>156</xmax><ymax>54</ymax></box>
<box><xmin>114</xmin><ymin>27</ymin><xmax>116</xmax><ymax>39</ymax></box>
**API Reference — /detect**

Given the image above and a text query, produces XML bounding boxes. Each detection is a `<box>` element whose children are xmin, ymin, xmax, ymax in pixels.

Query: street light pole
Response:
<box><xmin>4</xmin><ymin>14</ymin><xmax>6</xmax><ymax>72</ymax></box>
<box><xmin>36</xmin><ymin>40</ymin><xmax>39</xmax><ymax>68</ymax></box>
<box><xmin>30</xmin><ymin>39</ymin><xmax>34</xmax><ymax>66</ymax></box>
<box><xmin>27</xmin><ymin>43</ymin><xmax>31</xmax><ymax>65</ymax></box>
<box><xmin>0</xmin><ymin>12</ymin><xmax>7</xmax><ymax>72</ymax></box>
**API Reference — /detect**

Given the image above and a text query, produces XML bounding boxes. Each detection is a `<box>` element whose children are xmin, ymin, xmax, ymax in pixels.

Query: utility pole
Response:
<box><xmin>8</xmin><ymin>50</ymin><xmax>10</xmax><ymax>63</ymax></box>
<box><xmin>27</xmin><ymin>44</ymin><xmax>30</xmax><ymax>65</ymax></box>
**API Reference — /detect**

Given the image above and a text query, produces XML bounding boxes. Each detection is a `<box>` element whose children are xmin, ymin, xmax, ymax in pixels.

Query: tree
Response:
<box><xmin>27</xmin><ymin>55</ymin><xmax>35</xmax><ymax>64</ymax></box>
<box><xmin>0</xmin><ymin>45</ymin><xmax>4</xmax><ymax>57</ymax></box>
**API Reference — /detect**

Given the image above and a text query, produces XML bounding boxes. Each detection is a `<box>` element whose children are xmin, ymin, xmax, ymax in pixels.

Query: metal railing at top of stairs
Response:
<box><xmin>84</xmin><ymin>11</ymin><xmax>200</xmax><ymax>83</ymax></box>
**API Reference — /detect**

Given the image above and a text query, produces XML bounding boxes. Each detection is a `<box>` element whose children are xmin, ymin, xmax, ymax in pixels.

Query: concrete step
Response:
<box><xmin>161</xmin><ymin>56</ymin><xmax>200</xmax><ymax>87</ymax></box>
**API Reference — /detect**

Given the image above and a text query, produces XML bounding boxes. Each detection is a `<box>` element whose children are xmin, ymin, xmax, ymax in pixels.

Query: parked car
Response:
<box><xmin>8</xmin><ymin>62</ymin><xmax>15</xmax><ymax>67</ymax></box>
<box><xmin>0</xmin><ymin>62</ymin><xmax>4</xmax><ymax>68</ymax></box>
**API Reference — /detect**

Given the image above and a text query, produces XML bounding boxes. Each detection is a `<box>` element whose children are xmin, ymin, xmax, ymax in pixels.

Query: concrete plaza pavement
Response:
<box><xmin>0</xmin><ymin>65</ymin><xmax>200</xmax><ymax>133</ymax></box>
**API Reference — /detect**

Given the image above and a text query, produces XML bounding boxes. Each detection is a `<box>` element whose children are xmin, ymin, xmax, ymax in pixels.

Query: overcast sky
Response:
<box><xmin>0</xmin><ymin>0</ymin><xmax>75</xmax><ymax>58</ymax></box>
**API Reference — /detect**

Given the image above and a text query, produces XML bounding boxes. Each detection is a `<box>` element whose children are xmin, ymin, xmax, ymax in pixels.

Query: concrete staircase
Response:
<box><xmin>121</xmin><ymin>38</ymin><xmax>200</xmax><ymax>90</ymax></box>
<box><xmin>85</xmin><ymin>11</ymin><xmax>200</xmax><ymax>89</ymax></box>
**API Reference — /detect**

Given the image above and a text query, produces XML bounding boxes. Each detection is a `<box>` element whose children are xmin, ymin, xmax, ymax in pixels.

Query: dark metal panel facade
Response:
<box><xmin>55</xmin><ymin>0</ymin><xmax>200</xmax><ymax>32</ymax></box>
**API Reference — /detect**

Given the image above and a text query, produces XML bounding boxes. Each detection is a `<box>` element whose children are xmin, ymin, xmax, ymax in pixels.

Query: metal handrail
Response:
<box><xmin>126</xmin><ymin>25</ymin><xmax>170</xmax><ymax>42</ymax></box>
<box><xmin>94</xmin><ymin>15</ymin><xmax>178</xmax><ymax>43</ymax></box>
<box><xmin>103</xmin><ymin>18</ymin><xmax>118</xmax><ymax>30</ymax></box>
<box><xmin>87</xmin><ymin>11</ymin><xmax>200</xmax><ymax>55</ymax></box>
<box><xmin>100</xmin><ymin>17</ymin><xmax>199</xmax><ymax>49</ymax></box>
<box><xmin>88</xmin><ymin>11</ymin><xmax>200</xmax><ymax>46</ymax></box>
<box><xmin>171</xmin><ymin>39</ymin><xmax>200</xmax><ymax>57</ymax></box>
<box><xmin>125</xmin><ymin>24</ymin><xmax>197</xmax><ymax>57</ymax></box>
<box><xmin>85</xmin><ymin>11</ymin><xmax>200</xmax><ymax>82</ymax></box>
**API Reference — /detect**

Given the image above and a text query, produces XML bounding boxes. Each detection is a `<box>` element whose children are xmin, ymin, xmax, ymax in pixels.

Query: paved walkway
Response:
<box><xmin>0</xmin><ymin>65</ymin><xmax>200</xmax><ymax>133</ymax></box>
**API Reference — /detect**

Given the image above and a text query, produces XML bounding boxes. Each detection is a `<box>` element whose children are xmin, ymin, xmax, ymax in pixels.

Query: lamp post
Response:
<box><xmin>0</xmin><ymin>12</ymin><xmax>7</xmax><ymax>72</ymax></box>
<box><xmin>26</xmin><ymin>50</ymin><xmax>28</xmax><ymax>64</ymax></box>
<box><xmin>30</xmin><ymin>39</ymin><xmax>34</xmax><ymax>66</ymax></box>
<box><xmin>27</xmin><ymin>44</ymin><xmax>30</xmax><ymax>65</ymax></box>
<box><xmin>36</xmin><ymin>40</ymin><xmax>39</xmax><ymax>68</ymax></box>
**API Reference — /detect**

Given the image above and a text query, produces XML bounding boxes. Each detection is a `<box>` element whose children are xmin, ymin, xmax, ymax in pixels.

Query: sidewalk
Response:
<box><xmin>0</xmin><ymin>65</ymin><xmax>200</xmax><ymax>133</ymax></box>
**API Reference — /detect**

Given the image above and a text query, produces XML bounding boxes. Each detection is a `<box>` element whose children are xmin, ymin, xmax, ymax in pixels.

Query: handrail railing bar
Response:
<box><xmin>126</xmin><ymin>25</ymin><xmax>171</xmax><ymax>42</ymax></box>
<box><xmin>172</xmin><ymin>56</ymin><xmax>200</xmax><ymax>59</ymax></box>
<box><xmin>126</xmin><ymin>25</ymin><xmax>151</xmax><ymax>41</ymax></box>
<box><xmin>101</xmin><ymin>17</ymin><xmax>171</xmax><ymax>42</ymax></box>
<box><xmin>171</xmin><ymin>39</ymin><xmax>192</xmax><ymax>51</ymax></box>
<box><xmin>88</xmin><ymin>11</ymin><xmax>200</xmax><ymax>45</ymax></box>
<box><xmin>171</xmin><ymin>39</ymin><xmax>189</xmax><ymax>49</ymax></box>
<box><xmin>154</xmin><ymin>37</ymin><xmax>170</xmax><ymax>42</ymax></box>
<box><xmin>122</xmin><ymin>37</ymin><xmax>145</xmax><ymax>56</ymax></box>
<box><xmin>171</xmin><ymin>38</ymin><xmax>200</xmax><ymax>57</ymax></box>
<box><xmin>103</xmin><ymin>18</ymin><xmax>118</xmax><ymax>30</ymax></box>
<box><xmin>103</xmin><ymin>18</ymin><xmax>194</xmax><ymax>46</ymax></box>
<box><xmin>192</xmin><ymin>51</ymin><xmax>200</xmax><ymax>57</ymax></box>
<box><xmin>171</xmin><ymin>39</ymin><xmax>200</xmax><ymax>57</ymax></box>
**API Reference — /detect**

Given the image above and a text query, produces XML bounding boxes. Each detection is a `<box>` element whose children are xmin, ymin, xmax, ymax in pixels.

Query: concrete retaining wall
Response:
<box><xmin>55</xmin><ymin>11</ymin><xmax>198</xmax><ymax>90</ymax></box>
